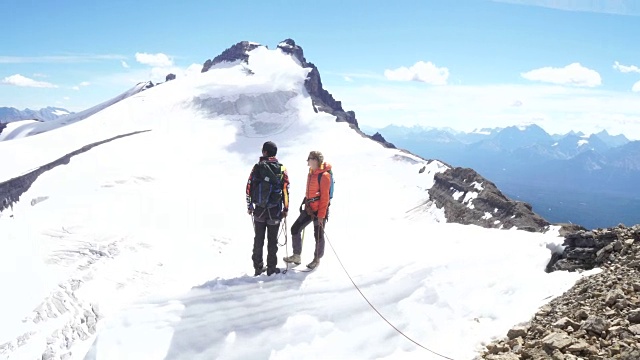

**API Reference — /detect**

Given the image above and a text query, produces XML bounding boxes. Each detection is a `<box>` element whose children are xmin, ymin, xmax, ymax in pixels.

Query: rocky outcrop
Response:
<box><xmin>371</xmin><ymin>132</ymin><xmax>396</xmax><ymax>149</ymax></box>
<box><xmin>166</xmin><ymin>73</ymin><xmax>176</xmax><ymax>82</ymax></box>
<box><xmin>480</xmin><ymin>224</ymin><xmax>640</xmax><ymax>360</ymax></box>
<box><xmin>0</xmin><ymin>130</ymin><xmax>150</xmax><ymax>214</ymax></box>
<box><xmin>276</xmin><ymin>38</ymin><xmax>401</xmax><ymax>149</ymax></box>
<box><xmin>276</xmin><ymin>38</ymin><xmax>359</xmax><ymax>129</ymax></box>
<box><xmin>201</xmin><ymin>41</ymin><xmax>261</xmax><ymax>73</ymax></box>
<box><xmin>428</xmin><ymin>167</ymin><xmax>550</xmax><ymax>232</ymax></box>
<box><xmin>547</xmin><ymin>225</ymin><xmax>640</xmax><ymax>272</ymax></box>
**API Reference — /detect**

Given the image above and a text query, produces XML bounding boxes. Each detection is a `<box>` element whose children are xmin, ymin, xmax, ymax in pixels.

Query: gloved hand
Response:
<box><xmin>282</xmin><ymin>210</ymin><xmax>288</xmax><ymax>218</ymax></box>
<box><xmin>317</xmin><ymin>217</ymin><xmax>325</xmax><ymax>226</ymax></box>
<box><xmin>247</xmin><ymin>208</ymin><xmax>253</xmax><ymax>215</ymax></box>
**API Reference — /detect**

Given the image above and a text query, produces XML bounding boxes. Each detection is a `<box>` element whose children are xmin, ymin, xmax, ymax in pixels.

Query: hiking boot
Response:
<box><xmin>306</xmin><ymin>258</ymin><xmax>320</xmax><ymax>270</ymax></box>
<box><xmin>283</xmin><ymin>254</ymin><xmax>301</xmax><ymax>265</ymax></box>
<box><xmin>266</xmin><ymin>267</ymin><xmax>281</xmax><ymax>276</ymax></box>
<box><xmin>254</xmin><ymin>262</ymin><xmax>265</xmax><ymax>276</ymax></box>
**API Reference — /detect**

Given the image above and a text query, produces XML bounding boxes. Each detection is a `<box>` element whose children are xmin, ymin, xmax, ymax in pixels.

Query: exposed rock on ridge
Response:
<box><xmin>201</xmin><ymin>41</ymin><xmax>261</xmax><ymax>73</ymax></box>
<box><xmin>276</xmin><ymin>39</ymin><xmax>359</xmax><ymax>128</ymax></box>
<box><xmin>428</xmin><ymin>166</ymin><xmax>550</xmax><ymax>232</ymax></box>
<box><xmin>548</xmin><ymin>225</ymin><xmax>640</xmax><ymax>272</ymax></box>
<box><xmin>0</xmin><ymin>130</ymin><xmax>150</xmax><ymax>214</ymax></box>
<box><xmin>200</xmin><ymin>39</ymin><xmax>396</xmax><ymax>149</ymax></box>
<box><xmin>371</xmin><ymin>132</ymin><xmax>396</xmax><ymax>149</ymax></box>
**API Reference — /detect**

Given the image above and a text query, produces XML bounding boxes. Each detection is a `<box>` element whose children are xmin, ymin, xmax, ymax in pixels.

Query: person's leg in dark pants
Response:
<box><xmin>305</xmin><ymin>218</ymin><xmax>325</xmax><ymax>269</ymax></box>
<box><xmin>252</xmin><ymin>219</ymin><xmax>267</xmax><ymax>274</ymax></box>
<box><xmin>290</xmin><ymin>211</ymin><xmax>312</xmax><ymax>255</ymax></box>
<box><xmin>251</xmin><ymin>207</ymin><xmax>270</xmax><ymax>275</ymax></box>
<box><xmin>313</xmin><ymin>219</ymin><xmax>325</xmax><ymax>260</ymax></box>
<box><xmin>265</xmin><ymin>220</ymin><xmax>280</xmax><ymax>271</ymax></box>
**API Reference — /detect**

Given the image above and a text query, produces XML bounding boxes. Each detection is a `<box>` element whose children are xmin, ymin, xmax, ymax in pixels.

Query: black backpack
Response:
<box><xmin>251</xmin><ymin>160</ymin><xmax>284</xmax><ymax>209</ymax></box>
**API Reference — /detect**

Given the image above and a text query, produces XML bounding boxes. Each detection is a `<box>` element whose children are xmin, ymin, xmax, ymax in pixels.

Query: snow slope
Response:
<box><xmin>0</xmin><ymin>45</ymin><xmax>590</xmax><ymax>360</ymax></box>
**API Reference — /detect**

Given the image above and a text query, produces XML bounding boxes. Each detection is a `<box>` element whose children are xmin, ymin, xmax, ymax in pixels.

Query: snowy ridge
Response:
<box><xmin>0</xmin><ymin>82</ymin><xmax>149</xmax><ymax>143</ymax></box>
<box><xmin>0</xmin><ymin>44</ymin><xmax>588</xmax><ymax>359</ymax></box>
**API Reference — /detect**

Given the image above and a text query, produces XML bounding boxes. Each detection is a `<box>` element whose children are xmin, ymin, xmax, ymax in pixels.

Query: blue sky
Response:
<box><xmin>3</xmin><ymin>0</ymin><xmax>640</xmax><ymax>136</ymax></box>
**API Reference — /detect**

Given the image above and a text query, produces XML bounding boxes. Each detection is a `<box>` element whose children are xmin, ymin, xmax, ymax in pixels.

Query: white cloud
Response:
<box><xmin>1</xmin><ymin>74</ymin><xmax>57</xmax><ymax>88</ymax></box>
<box><xmin>521</xmin><ymin>63</ymin><xmax>601</xmax><ymax>87</ymax></box>
<box><xmin>135</xmin><ymin>63</ymin><xmax>203</xmax><ymax>84</ymax></box>
<box><xmin>632</xmin><ymin>80</ymin><xmax>640</xmax><ymax>92</ymax></box>
<box><xmin>135</xmin><ymin>52</ymin><xmax>173</xmax><ymax>67</ymax></box>
<box><xmin>613</xmin><ymin>61</ymin><xmax>640</xmax><ymax>73</ymax></box>
<box><xmin>384</xmin><ymin>61</ymin><xmax>449</xmax><ymax>85</ymax></box>
<box><xmin>344</xmin><ymin>76</ymin><xmax>353</xmax><ymax>82</ymax></box>
<box><xmin>121</xmin><ymin>61</ymin><xmax>130</xmax><ymax>68</ymax></box>
<box><xmin>327</xmin><ymin>71</ymin><xmax>384</xmax><ymax>81</ymax></box>
<box><xmin>71</xmin><ymin>81</ymin><xmax>91</xmax><ymax>91</ymax></box>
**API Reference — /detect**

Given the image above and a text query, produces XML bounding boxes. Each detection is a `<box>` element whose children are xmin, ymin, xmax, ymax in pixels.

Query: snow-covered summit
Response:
<box><xmin>0</xmin><ymin>41</ymin><xmax>587</xmax><ymax>360</ymax></box>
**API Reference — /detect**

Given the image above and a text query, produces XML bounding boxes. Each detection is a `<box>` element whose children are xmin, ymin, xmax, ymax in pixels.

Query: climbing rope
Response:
<box><xmin>319</xmin><ymin>221</ymin><xmax>457</xmax><ymax>360</ymax></box>
<box><xmin>280</xmin><ymin>218</ymin><xmax>290</xmax><ymax>274</ymax></box>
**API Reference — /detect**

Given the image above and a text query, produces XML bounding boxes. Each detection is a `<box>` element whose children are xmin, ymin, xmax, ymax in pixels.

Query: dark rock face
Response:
<box><xmin>0</xmin><ymin>130</ymin><xmax>150</xmax><ymax>214</ymax></box>
<box><xmin>481</xmin><ymin>224</ymin><xmax>640</xmax><ymax>360</ymax></box>
<box><xmin>428</xmin><ymin>166</ymin><xmax>550</xmax><ymax>232</ymax></box>
<box><xmin>276</xmin><ymin>39</ymin><xmax>398</xmax><ymax>149</ymax></box>
<box><xmin>276</xmin><ymin>38</ymin><xmax>359</xmax><ymax>129</ymax></box>
<box><xmin>0</xmin><ymin>122</ymin><xmax>6</xmax><ymax>135</ymax></box>
<box><xmin>201</xmin><ymin>41</ymin><xmax>261</xmax><ymax>73</ymax></box>
<box><xmin>547</xmin><ymin>225</ymin><xmax>640</xmax><ymax>272</ymax></box>
<box><xmin>166</xmin><ymin>73</ymin><xmax>176</xmax><ymax>82</ymax></box>
<box><xmin>371</xmin><ymin>132</ymin><xmax>396</xmax><ymax>149</ymax></box>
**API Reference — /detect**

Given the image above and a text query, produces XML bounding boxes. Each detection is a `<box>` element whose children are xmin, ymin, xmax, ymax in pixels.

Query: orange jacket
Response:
<box><xmin>306</xmin><ymin>162</ymin><xmax>332</xmax><ymax>219</ymax></box>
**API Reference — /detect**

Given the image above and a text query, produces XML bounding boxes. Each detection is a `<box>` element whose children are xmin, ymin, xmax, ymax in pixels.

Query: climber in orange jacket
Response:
<box><xmin>283</xmin><ymin>150</ymin><xmax>332</xmax><ymax>270</ymax></box>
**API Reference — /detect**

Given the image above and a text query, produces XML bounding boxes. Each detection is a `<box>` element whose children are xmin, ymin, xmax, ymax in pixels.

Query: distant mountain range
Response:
<box><xmin>0</xmin><ymin>82</ymin><xmax>153</xmax><ymax>141</ymax></box>
<box><xmin>0</xmin><ymin>106</ymin><xmax>72</xmax><ymax>123</ymax></box>
<box><xmin>369</xmin><ymin>124</ymin><xmax>640</xmax><ymax>228</ymax></box>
